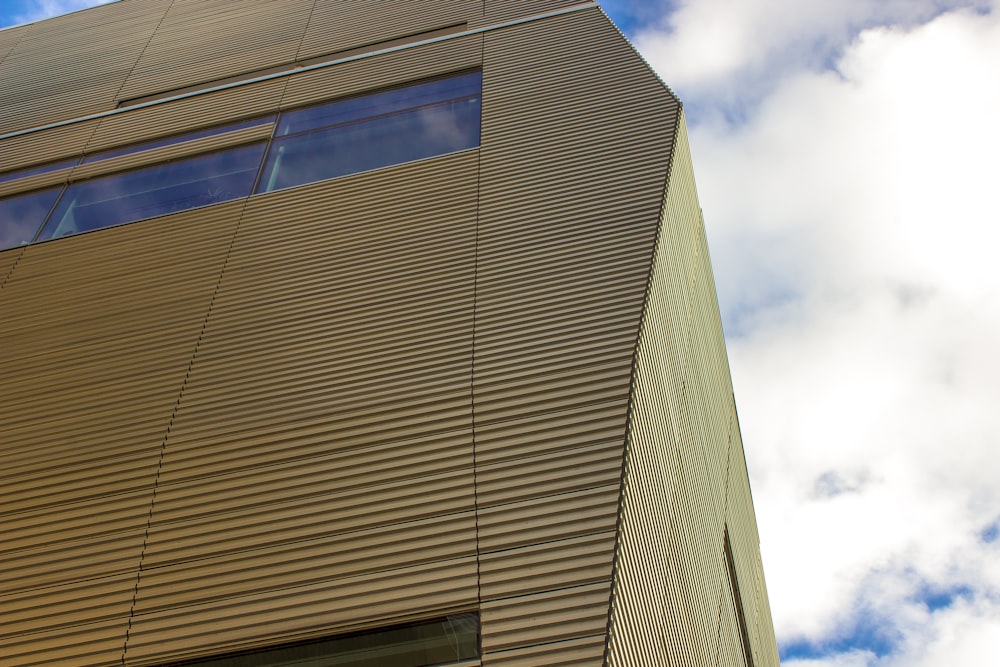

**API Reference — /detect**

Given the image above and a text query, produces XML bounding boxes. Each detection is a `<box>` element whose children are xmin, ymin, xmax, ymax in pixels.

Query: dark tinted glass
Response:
<box><xmin>82</xmin><ymin>115</ymin><xmax>275</xmax><ymax>164</ymax></box>
<box><xmin>0</xmin><ymin>187</ymin><xmax>63</xmax><ymax>250</ymax></box>
<box><xmin>161</xmin><ymin>613</ymin><xmax>479</xmax><ymax>667</ymax></box>
<box><xmin>0</xmin><ymin>157</ymin><xmax>80</xmax><ymax>184</ymax></box>
<box><xmin>38</xmin><ymin>142</ymin><xmax>266</xmax><ymax>241</ymax></box>
<box><xmin>277</xmin><ymin>72</ymin><xmax>481</xmax><ymax>137</ymax></box>
<box><xmin>259</xmin><ymin>97</ymin><xmax>480</xmax><ymax>193</ymax></box>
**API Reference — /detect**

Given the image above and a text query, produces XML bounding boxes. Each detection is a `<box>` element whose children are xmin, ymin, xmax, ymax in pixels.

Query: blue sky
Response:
<box><xmin>4</xmin><ymin>1</ymin><xmax>1000</xmax><ymax>665</ymax></box>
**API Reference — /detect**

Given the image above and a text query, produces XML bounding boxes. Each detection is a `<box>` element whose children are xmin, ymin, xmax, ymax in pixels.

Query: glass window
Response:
<box><xmin>82</xmin><ymin>115</ymin><xmax>275</xmax><ymax>164</ymax></box>
<box><xmin>276</xmin><ymin>72</ymin><xmax>482</xmax><ymax>137</ymax></box>
<box><xmin>160</xmin><ymin>613</ymin><xmax>480</xmax><ymax>667</ymax></box>
<box><xmin>37</xmin><ymin>142</ymin><xmax>266</xmax><ymax>242</ymax></box>
<box><xmin>258</xmin><ymin>72</ymin><xmax>481</xmax><ymax>193</ymax></box>
<box><xmin>0</xmin><ymin>157</ymin><xmax>81</xmax><ymax>185</ymax></box>
<box><xmin>6</xmin><ymin>72</ymin><xmax>480</xmax><ymax>250</ymax></box>
<box><xmin>0</xmin><ymin>187</ymin><xmax>63</xmax><ymax>251</ymax></box>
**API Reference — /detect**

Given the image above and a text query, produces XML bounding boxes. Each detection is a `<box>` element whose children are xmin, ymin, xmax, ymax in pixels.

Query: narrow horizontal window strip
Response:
<box><xmin>36</xmin><ymin>142</ymin><xmax>267</xmax><ymax>242</ymax></box>
<box><xmin>1</xmin><ymin>71</ymin><xmax>481</xmax><ymax>247</ymax></box>
<box><xmin>158</xmin><ymin>613</ymin><xmax>480</xmax><ymax>667</ymax></box>
<box><xmin>257</xmin><ymin>73</ymin><xmax>481</xmax><ymax>194</ymax></box>
<box><xmin>277</xmin><ymin>72</ymin><xmax>481</xmax><ymax>138</ymax></box>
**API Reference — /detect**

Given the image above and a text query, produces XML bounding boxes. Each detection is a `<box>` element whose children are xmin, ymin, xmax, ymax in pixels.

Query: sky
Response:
<box><xmin>3</xmin><ymin>0</ymin><xmax>1000</xmax><ymax>665</ymax></box>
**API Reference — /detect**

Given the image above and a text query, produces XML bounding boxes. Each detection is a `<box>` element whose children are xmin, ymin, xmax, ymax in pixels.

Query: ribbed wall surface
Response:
<box><xmin>281</xmin><ymin>33</ymin><xmax>483</xmax><ymax>110</ymax></box>
<box><xmin>85</xmin><ymin>77</ymin><xmax>288</xmax><ymax>156</ymax></box>
<box><xmin>296</xmin><ymin>0</ymin><xmax>481</xmax><ymax>61</ymax></box>
<box><xmin>477</xmin><ymin>0</ymin><xmax>584</xmax><ymax>25</ymax></box>
<box><xmin>605</xmin><ymin>115</ymin><xmax>779</xmax><ymax>667</ymax></box>
<box><xmin>0</xmin><ymin>0</ymin><xmax>169</xmax><ymax>135</ymax></box>
<box><xmin>474</xmin><ymin>7</ymin><xmax>677</xmax><ymax>665</ymax></box>
<box><xmin>0</xmin><ymin>204</ymin><xmax>244</xmax><ymax>667</ymax></box>
<box><xmin>116</xmin><ymin>0</ymin><xmax>314</xmax><ymax>103</ymax></box>
<box><xmin>0</xmin><ymin>1</ymin><xmax>779</xmax><ymax>665</ymax></box>
<box><xmin>123</xmin><ymin>152</ymin><xmax>481</xmax><ymax>665</ymax></box>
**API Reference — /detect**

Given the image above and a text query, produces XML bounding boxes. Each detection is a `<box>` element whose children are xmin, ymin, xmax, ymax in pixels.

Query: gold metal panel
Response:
<box><xmin>475</xmin><ymin>0</ymin><xmax>587</xmax><ymax>26</ymax></box>
<box><xmin>0</xmin><ymin>247</ymin><xmax>22</xmax><ymax>283</ymax></box>
<box><xmin>1</xmin><ymin>572</ymin><xmax>135</xmax><ymax>638</ymax></box>
<box><xmin>0</xmin><ymin>24</ymin><xmax>30</xmax><ymax>62</ymax></box>
<box><xmin>121</xmin><ymin>152</ymin><xmax>480</xmax><ymax>658</ymax></box>
<box><xmin>142</xmin><ymin>466</ymin><xmax>476</xmax><ymax>567</ymax></box>
<box><xmin>0</xmin><ymin>616</ymin><xmax>129</xmax><ymax>667</ymax></box>
<box><xmin>0</xmin><ymin>165</ymin><xmax>74</xmax><ymax>198</ymax></box>
<box><xmin>282</xmin><ymin>33</ymin><xmax>483</xmax><ymax>110</ymax></box>
<box><xmin>296</xmin><ymin>0</ymin><xmax>481</xmax><ymax>61</ymax></box>
<box><xmin>477</xmin><ymin>485</ymin><xmax>621</xmax><ymax>553</ymax></box>
<box><xmin>481</xmin><ymin>582</ymin><xmax>611</xmax><ymax>653</ymax></box>
<box><xmin>2</xmin><ymin>526</ymin><xmax>146</xmax><ymax>593</ymax></box>
<box><xmin>117</xmin><ymin>0</ymin><xmax>314</xmax><ymax>103</ymax></box>
<box><xmin>482</xmin><ymin>635</ymin><xmax>605</xmax><ymax>667</ymax></box>
<box><xmin>0</xmin><ymin>118</ymin><xmax>97</xmax><ymax>174</ymax></box>
<box><xmin>0</xmin><ymin>201</ymin><xmax>242</xmax><ymax>666</ymax></box>
<box><xmin>0</xmin><ymin>2</ymin><xmax>782</xmax><ymax>665</ymax></box>
<box><xmin>475</xmin><ymin>400</ymin><xmax>629</xmax><ymax>465</ymax></box>
<box><xmin>479</xmin><ymin>532</ymin><xmax>616</xmax><ymax>600</ymax></box>
<box><xmin>476</xmin><ymin>440</ymin><xmax>625</xmax><ymax>507</ymax></box>
<box><xmin>471</xmin><ymin>10</ymin><xmax>679</xmax><ymax>660</ymax></box>
<box><xmin>85</xmin><ymin>77</ymin><xmax>286</xmax><ymax>155</ymax></box>
<box><xmin>124</xmin><ymin>558</ymin><xmax>479</xmax><ymax>666</ymax></box>
<box><xmin>70</xmin><ymin>122</ymin><xmax>274</xmax><ymax>183</ymax></box>
<box><xmin>135</xmin><ymin>513</ymin><xmax>476</xmax><ymax>610</ymax></box>
<box><xmin>0</xmin><ymin>0</ymin><xmax>170</xmax><ymax>134</ymax></box>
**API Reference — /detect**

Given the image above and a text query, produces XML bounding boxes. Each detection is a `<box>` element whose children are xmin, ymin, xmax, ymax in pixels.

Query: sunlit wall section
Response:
<box><xmin>0</xmin><ymin>203</ymin><xmax>244</xmax><ymax>666</ymax></box>
<box><xmin>607</xmin><ymin>114</ymin><xmax>779</xmax><ymax>667</ymax></box>
<box><xmin>474</xmin><ymin>8</ymin><xmax>678</xmax><ymax>665</ymax></box>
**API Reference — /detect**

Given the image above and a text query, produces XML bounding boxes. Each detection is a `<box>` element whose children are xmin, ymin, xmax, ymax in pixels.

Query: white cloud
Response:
<box><xmin>633</xmin><ymin>0</ymin><xmax>1000</xmax><ymax>663</ymax></box>
<box><xmin>633</xmin><ymin>0</ymin><xmax>993</xmax><ymax>112</ymax></box>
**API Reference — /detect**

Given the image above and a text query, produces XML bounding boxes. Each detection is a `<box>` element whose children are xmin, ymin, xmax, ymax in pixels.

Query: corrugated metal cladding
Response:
<box><xmin>606</xmin><ymin>115</ymin><xmax>780</xmax><ymax>667</ymax></box>
<box><xmin>474</xmin><ymin>7</ymin><xmax>679</xmax><ymax>665</ymax></box>
<box><xmin>0</xmin><ymin>2</ymin><xmax>779</xmax><ymax>667</ymax></box>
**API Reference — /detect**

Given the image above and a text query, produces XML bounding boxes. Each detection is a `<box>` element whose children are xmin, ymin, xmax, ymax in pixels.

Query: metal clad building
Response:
<box><xmin>0</xmin><ymin>1</ymin><xmax>780</xmax><ymax>665</ymax></box>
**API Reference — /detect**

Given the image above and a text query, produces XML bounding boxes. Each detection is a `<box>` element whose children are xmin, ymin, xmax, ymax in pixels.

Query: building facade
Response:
<box><xmin>0</xmin><ymin>1</ymin><xmax>779</xmax><ymax>666</ymax></box>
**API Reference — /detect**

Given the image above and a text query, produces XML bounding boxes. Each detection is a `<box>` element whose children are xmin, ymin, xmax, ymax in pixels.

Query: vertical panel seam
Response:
<box><xmin>0</xmin><ymin>247</ymin><xmax>26</xmax><ymax>289</ymax></box>
<box><xmin>120</xmin><ymin>61</ymin><xmax>301</xmax><ymax>662</ymax></box>
<box><xmin>602</xmin><ymin>104</ymin><xmax>683</xmax><ymax>667</ymax></box>
<box><xmin>79</xmin><ymin>0</ymin><xmax>177</xmax><ymax>163</ymax></box>
<box><xmin>472</xmin><ymin>29</ymin><xmax>486</xmax><ymax>659</ymax></box>
<box><xmin>292</xmin><ymin>0</ymin><xmax>320</xmax><ymax>62</ymax></box>
<box><xmin>119</xmin><ymin>194</ymin><xmax>254</xmax><ymax>666</ymax></box>
<box><xmin>111</xmin><ymin>0</ymin><xmax>177</xmax><ymax>106</ymax></box>
<box><xmin>0</xmin><ymin>21</ymin><xmax>32</xmax><ymax>68</ymax></box>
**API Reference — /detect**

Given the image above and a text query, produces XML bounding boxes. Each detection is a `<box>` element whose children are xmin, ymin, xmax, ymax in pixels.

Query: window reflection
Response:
<box><xmin>6</xmin><ymin>71</ymin><xmax>481</xmax><ymax>247</ymax></box>
<box><xmin>260</xmin><ymin>97</ymin><xmax>480</xmax><ymax>193</ymax></box>
<box><xmin>277</xmin><ymin>72</ymin><xmax>482</xmax><ymax>137</ymax></box>
<box><xmin>258</xmin><ymin>71</ymin><xmax>482</xmax><ymax>193</ymax></box>
<box><xmin>38</xmin><ymin>143</ymin><xmax>266</xmax><ymax>242</ymax></box>
<box><xmin>0</xmin><ymin>187</ymin><xmax>62</xmax><ymax>251</ymax></box>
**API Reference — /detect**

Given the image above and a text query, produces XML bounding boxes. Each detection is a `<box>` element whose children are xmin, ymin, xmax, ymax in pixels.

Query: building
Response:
<box><xmin>0</xmin><ymin>1</ymin><xmax>779</xmax><ymax>665</ymax></box>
